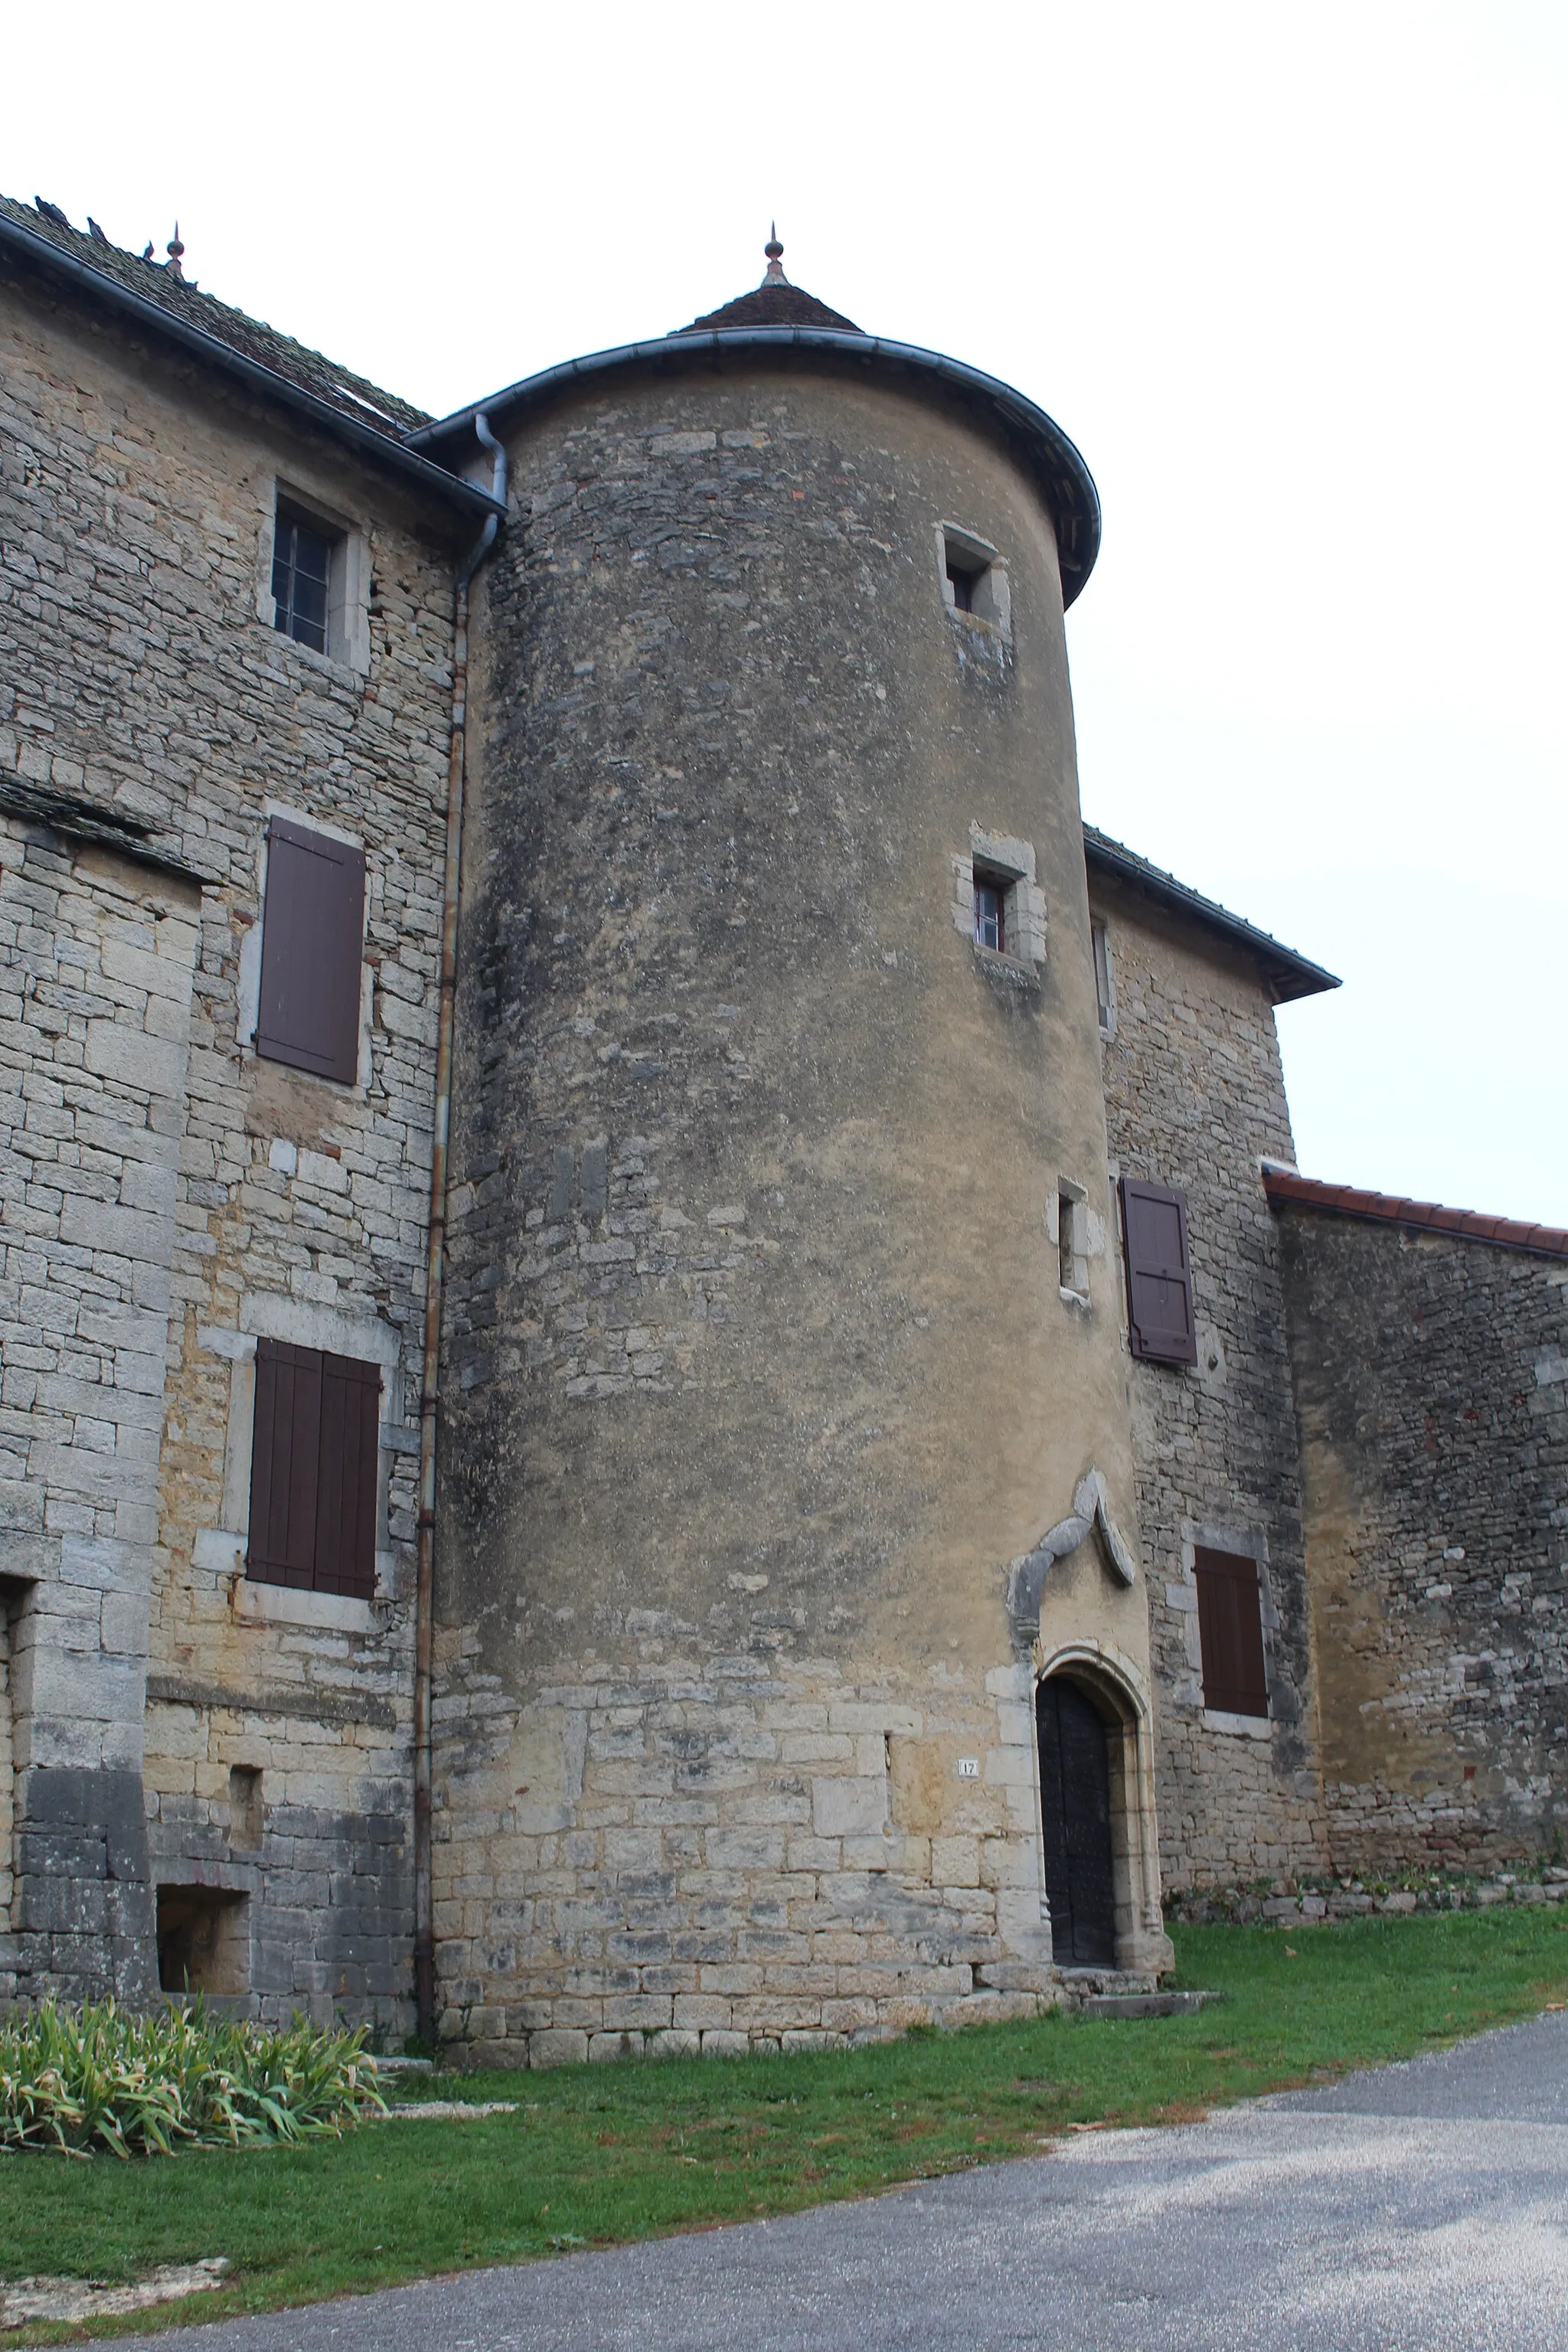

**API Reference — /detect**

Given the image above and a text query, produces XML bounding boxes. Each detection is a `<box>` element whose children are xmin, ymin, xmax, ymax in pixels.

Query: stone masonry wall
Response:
<box><xmin>0</xmin><ymin>1602</ymin><xmax>12</xmax><ymax>1936</ymax></box>
<box><xmin>0</xmin><ymin>818</ymin><xmax>198</xmax><ymax>1998</ymax></box>
<box><xmin>1092</xmin><ymin>875</ymin><xmax>1328</xmax><ymax>1886</ymax></box>
<box><xmin>0</xmin><ymin>255</ymin><xmax>460</xmax><ymax>2018</ymax></box>
<box><xmin>1276</xmin><ymin>1207</ymin><xmax>1568</xmax><ymax>1871</ymax></box>
<box><xmin>433</xmin><ymin>358</ymin><xmax>1165</xmax><ymax>2060</ymax></box>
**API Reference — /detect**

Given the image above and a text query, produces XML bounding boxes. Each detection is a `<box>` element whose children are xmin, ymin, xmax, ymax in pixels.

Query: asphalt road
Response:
<box><xmin>122</xmin><ymin>2010</ymin><xmax>1568</xmax><ymax>2352</ymax></box>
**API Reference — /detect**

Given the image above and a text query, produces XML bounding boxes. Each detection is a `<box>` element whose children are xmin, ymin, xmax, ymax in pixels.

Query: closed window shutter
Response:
<box><xmin>247</xmin><ymin>1338</ymin><xmax>381</xmax><ymax>1599</ymax></box>
<box><xmin>255</xmin><ymin>817</ymin><xmax>365</xmax><ymax>1084</ymax></box>
<box><xmin>1193</xmin><ymin>1547</ymin><xmax>1269</xmax><ymax>1717</ymax></box>
<box><xmin>247</xmin><ymin>1339</ymin><xmax>322</xmax><ymax>1588</ymax></box>
<box><xmin>314</xmin><ymin>1352</ymin><xmax>381</xmax><ymax>1599</ymax></box>
<box><xmin>1121</xmin><ymin>1178</ymin><xmax>1197</xmax><ymax>1364</ymax></box>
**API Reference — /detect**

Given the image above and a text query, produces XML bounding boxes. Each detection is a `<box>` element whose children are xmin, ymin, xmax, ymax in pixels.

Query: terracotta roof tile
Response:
<box><xmin>1261</xmin><ymin>1165</ymin><xmax>1568</xmax><ymax>1260</ymax></box>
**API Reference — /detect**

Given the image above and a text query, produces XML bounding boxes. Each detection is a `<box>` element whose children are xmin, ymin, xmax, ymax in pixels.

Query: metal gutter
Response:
<box><xmin>1083</xmin><ymin>825</ymin><xmax>1339</xmax><ymax>1003</ymax></box>
<box><xmin>409</xmin><ymin>326</ymin><xmax>1102</xmax><ymax>602</ymax></box>
<box><xmin>413</xmin><ymin>413</ymin><xmax>508</xmax><ymax>2048</ymax></box>
<box><xmin>0</xmin><ymin>211</ymin><xmax>503</xmax><ymax>525</ymax></box>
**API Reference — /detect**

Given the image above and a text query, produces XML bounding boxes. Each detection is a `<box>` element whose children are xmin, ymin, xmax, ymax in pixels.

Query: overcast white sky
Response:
<box><xmin>9</xmin><ymin>2</ymin><xmax>1566</xmax><ymax>1220</ymax></box>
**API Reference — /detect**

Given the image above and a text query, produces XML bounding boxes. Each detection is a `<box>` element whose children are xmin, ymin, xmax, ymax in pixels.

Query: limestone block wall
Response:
<box><xmin>0</xmin><ymin>255</ymin><xmax>460</xmax><ymax>2017</ymax></box>
<box><xmin>1276</xmin><ymin>1207</ymin><xmax>1568</xmax><ymax>1870</ymax></box>
<box><xmin>0</xmin><ymin>1603</ymin><xmax>13</xmax><ymax>1939</ymax></box>
<box><xmin>0</xmin><ymin>822</ymin><xmax>198</xmax><ymax>1998</ymax></box>
<box><xmin>1092</xmin><ymin>877</ymin><xmax>1328</xmax><ymax>1885</ymax></box>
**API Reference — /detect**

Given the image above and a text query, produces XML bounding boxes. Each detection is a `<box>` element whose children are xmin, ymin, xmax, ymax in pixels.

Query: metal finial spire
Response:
<box><xmin>763</xmin><ymin>223</ymin><xmax>787</xmax><ymax>286</ymax></box>
<box><xmin>166</xmin><ymin>223</ymin><xmax>185</xmax><ymax>280</ymax></box>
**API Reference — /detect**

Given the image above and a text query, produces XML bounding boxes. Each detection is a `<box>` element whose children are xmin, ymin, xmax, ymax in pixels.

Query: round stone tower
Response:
<box><xmin>426</xmin><ymin>240</ymin><xmax>1171</xmax><ymax>2062</ymax></box>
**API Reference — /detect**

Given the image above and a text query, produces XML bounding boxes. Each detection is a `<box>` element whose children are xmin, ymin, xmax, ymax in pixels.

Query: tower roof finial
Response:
<box><xmin>763</xmin><ymin>223</ymin><xmax>787</xmax><ymax>286</ymax></box>
<box><xmin>165</xmin><ymin>222</ymin><xmax>185</xmax><ymax>280</ymax></box>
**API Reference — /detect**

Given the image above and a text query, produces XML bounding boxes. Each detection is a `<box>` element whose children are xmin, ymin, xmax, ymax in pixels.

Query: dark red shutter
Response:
<box><xmin>247</xmin><ymin>1340</ymin><xmax>381</xmax><ymax>1599</ymax></box>
<box><xmin>1193</xmin><ymin>1547</ymin><xmax>1269</xmax><ymax>1717</ymax></box>
<box><xmin>313</xmin><ymin>1351</ymin><xmax>381</xmax><ymax>1599</ymax></box>
<box><xmin>247</xmin><ymin>1339</ymin><xmax>322</xmax><ymax>1588</ymax></box>
<box><xmin>1121</xmin><ymin>1178</ymin><xmax>1197</xmax><ymax>1364</ymax></box>
<box><xmin>255</xmin><ymin>817</ymin><xmax>365</xmax><ymax>1084</ymax></box>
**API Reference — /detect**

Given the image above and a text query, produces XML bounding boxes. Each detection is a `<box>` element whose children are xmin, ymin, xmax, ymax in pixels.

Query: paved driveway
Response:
<box><xmin>123</xmin><ymin>2010</ymin><xmax>1568</xmax><ymax>2352</ymax></box>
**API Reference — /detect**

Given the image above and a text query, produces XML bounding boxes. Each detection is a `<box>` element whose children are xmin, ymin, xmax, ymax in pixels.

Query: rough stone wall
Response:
<box><xmin>1276</xmin><ymin>1207</ymin><xmax>1568</xmax><ymax>1871</ymax></box>
<box><xmin>1091</xmin><ymin>877</ymin><xmax>1328</xmax><ymax>1885</ymax></box>
<box><xmin>436</xmin><ymin>360</ymin><xmax>1164</xmax><ymax>2061</ymax></box>
<box><xmin>0</xmin><ymin>822</ymin><xmax>200</xmax><ymax>1998</ymax></box>
<box><xmin>0</xmin><ymin>1601</ymin><xmax>13</xmax><ymax>1939</ymax></box>
<box><xmin>0</xmin><ymin>259</ymin><xmax>458</xmax><ymax>2017</ymax></box>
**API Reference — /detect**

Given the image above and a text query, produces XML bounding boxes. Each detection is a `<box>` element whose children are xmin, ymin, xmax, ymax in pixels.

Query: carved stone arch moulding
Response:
<box><xmin>1005</xmin><ymin>1466</ymin><xmax>1138</xmax><ymax>1654</ymax></box>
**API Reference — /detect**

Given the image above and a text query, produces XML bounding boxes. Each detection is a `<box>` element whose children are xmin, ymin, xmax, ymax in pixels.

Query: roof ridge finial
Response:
<box><xmin>166</xmin><ymin>222</ymin><xmax>185</xmax><ymax>280</ymax></box>
<box><xmin>763</xmin><ymin>223</ymin><xmax>788</xmax><ymax>286</ymax></box>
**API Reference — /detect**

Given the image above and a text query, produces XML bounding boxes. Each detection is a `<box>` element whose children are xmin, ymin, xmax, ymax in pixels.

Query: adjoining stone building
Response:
<box><xmin>1</xmin><ymin>198</ymin><xmax>1563</xmax><ymax>2052</ymax></box>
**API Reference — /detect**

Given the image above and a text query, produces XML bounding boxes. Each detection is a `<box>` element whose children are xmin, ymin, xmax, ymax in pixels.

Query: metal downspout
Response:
<box><xmin>415</xmin><ymin>413</ymin><xmax>506</xmax><ymax>2046</ymax></box>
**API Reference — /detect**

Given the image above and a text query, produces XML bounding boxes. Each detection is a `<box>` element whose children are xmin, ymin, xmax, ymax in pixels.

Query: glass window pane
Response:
<box><xmin>294</xmin><ymin>525</ymin><xmax>332</xmax><ymax>586</ymax></box>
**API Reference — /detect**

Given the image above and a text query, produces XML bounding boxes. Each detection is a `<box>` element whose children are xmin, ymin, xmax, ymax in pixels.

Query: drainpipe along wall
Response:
<box><xmin>415</xmin><ymin>413</ymin><xmax>506</xmax><ymax>2045</ymax></box>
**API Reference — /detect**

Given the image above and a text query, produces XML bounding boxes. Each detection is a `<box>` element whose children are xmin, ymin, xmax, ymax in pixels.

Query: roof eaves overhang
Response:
<box><xmin>410</xmin><ymin>325</ymin><xmax>1102</xmax><ymax>604</ymax></box>
<box><xmin>0</xmin><ymin>212</ymin><xmax>504</xmax><ymax>528</ymax></box>
<box><xmin>1083</xmin><ymin>825</ymin><xmax>1339</xmax><ymax>1003</ymax></box>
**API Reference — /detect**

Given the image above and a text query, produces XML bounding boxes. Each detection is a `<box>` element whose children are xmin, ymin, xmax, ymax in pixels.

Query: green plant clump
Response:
<box><xmin>0</xmin><ymin>1998</ymin><xmax>386</xmax><ymax>2160</ymax></box>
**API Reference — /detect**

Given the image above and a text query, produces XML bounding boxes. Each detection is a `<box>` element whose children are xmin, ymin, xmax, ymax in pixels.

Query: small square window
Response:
<box><xmin>974</xmin><ymin>878</ymin><xmax>1005</xmax><ymax>953</ymax></box>
<box><xmin>936</xmin><ymin>524</ymin><xmax>1011</xmax><ymax>641</ymax></box>
<box><xmin>272</xmin><ymin>499</ymin><xmax>338</xmax><ymax>655</ymax></box>
<box><xmin>947</xmin><ymin>554</ymin><xmax>979</xmax><ymax>612</ymax></box>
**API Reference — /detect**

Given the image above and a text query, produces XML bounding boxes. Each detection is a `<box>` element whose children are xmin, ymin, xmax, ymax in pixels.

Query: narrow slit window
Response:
<box><xmin>1092</xmin><ymin>916</ymin><xmax>1116</xmax><ymax>1034</ymax></box>
<box><xmin>272</xmin><ymin>501</ymin><xmax>337</xmax><ymax>655</ymax></box>
<box><xmin>1059</xmin><ymin>1194</ymin><xmax>1076</xmax><ymax>1292</ymax></box>
<box><xmin>974</xmin><ymin>878</ymin><xmax>1005</xmax><ymax>953</ymax></box>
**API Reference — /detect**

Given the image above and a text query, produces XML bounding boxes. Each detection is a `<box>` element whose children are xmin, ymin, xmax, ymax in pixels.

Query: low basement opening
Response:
<box><xmin>156</xmin><ymin>1886</ymin><xmax>250</xmax><ymax>1996</ymax></box>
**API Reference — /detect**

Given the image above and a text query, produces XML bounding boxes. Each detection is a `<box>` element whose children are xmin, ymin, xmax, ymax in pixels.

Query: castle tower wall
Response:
<box><xmin>437</xmin><ymin>353</ymin><xmax>1167</xmax><ymax>2062</ymax></box>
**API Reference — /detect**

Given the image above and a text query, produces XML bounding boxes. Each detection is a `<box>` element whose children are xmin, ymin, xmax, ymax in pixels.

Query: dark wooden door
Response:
<box><xmin>1036</xmin><ymin>1677</ymin><xmax>1117</xmax><ymax>1966</ymax></box>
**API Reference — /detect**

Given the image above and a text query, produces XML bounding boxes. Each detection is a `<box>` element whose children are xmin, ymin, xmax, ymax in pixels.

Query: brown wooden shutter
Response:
<box><xmin>313</xmin><ymin>1351</ymin><xmax>381</xmax><ymax>1599</ymax></box>
<box><xmin>1193</xmin><ymin>1547</ymin><xmax>1269</xmax><ymax>1717</ymax></box>
<box><xmin>255</xmin><ymin>817</ymin><xmax>365</xmax><ymax>1085</ymax></box>
<box><xmin>247</xmin><ymin>1339</ymin><xmax>381</xmax><ymax>1599</ymax></box>
<box><xmin>247</xmin><ymin>1339</ymin><xmax>323</xmax><ymax>1589</ymax></box>
<box><xmin>1121</xmin><ymin>1178</ymin><xmax>1197</xmax><ymax>1364</ymax></box>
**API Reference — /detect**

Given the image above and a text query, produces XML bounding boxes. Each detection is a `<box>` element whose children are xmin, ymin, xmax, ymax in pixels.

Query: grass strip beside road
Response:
<box><xmin>4</xmin><ymin>1909</ymin><xmax>1566</xmax><ymax>2341</ymax></box>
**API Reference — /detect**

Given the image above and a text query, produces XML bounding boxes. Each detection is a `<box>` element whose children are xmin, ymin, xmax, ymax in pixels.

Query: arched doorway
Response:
<box><xmin>1035</xmin><ymin>1674</ymin><xmax>1116</xmax><ymax>1966</ymax></box>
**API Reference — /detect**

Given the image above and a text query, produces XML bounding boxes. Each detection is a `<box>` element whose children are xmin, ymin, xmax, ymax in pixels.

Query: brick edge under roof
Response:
<box><xmin>1261</xmin><ymin>1165</ymin><xmax>1568</xmax><ymax>1261</ymax></box>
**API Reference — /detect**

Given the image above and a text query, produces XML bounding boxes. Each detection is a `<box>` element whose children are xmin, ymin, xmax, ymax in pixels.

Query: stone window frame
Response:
<box><xmin>935</xmin><ymin>522</ymin><xmax>1012</xmax><ymax>645</ymax></box>
<box><xmin>194</xmin><ymin>1297</ymin><xmax>417</xmax><ymax>1632</ymax></box>
<box><xmin>1047</xmin><ymin>1176</ymin><xmax>1106</xmax><ymax>1308</ymax></box>
<box><xmin>255</xmin><ymin>476</ymin><xmax>371</xmax><ymax>680</ymax></box>
<box><xmin>1170</xmin><ymin>1519</ymin><xmax>1278</xmax><ymax>1739</ymax></box>
<box><xmin>951</xmin><ymin>824</ymin><xmax>1047</xmax><ymax>975</ymax></box>
<box><xmin>236</xmin><ymin>800</ymin><xmax>374</xmax><ymax>1093</ymax></box>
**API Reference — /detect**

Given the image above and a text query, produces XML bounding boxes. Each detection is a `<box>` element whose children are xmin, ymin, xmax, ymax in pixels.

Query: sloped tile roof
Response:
<box><xmin>2</xmin><ymin>191</ymin><xmax>430</xmax><ymax>439</ymax></box>
<box><xmin>1262</xmin><ymin>1165</ymin><xmax>1568</xmax><ymax>1260</ymax></box>
<box><xmin>676</xmin><ymin>279</ymin><xmax>862</xmax><ymax>335</ymax></box>
<box><xmin>1083</xmin><ymin>825</ymin><xmax>1338</xmax><ymax>1002</ymax></box>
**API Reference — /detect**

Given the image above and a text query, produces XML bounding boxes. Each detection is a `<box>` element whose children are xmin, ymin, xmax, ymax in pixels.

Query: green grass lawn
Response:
<box><xmin>5</xmin><ymin>1909</ymin><xmax>1566</xmax><ymax>2342</ymax></box>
